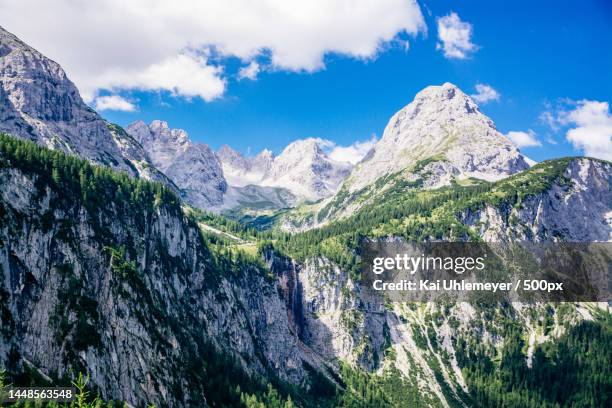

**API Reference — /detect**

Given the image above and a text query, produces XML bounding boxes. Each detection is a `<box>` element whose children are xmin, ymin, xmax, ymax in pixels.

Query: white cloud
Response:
<box><xmin>0</xmin><ymin>0</ymin><xmax>426</xmax><ymax>101</ymax></box>
<box><xmin>325</xmin><ymin>135</ymin><xmax>377</xmax><ymax>164</ymax></box>
<box><xmin>471</xmin><ymin>83</ymin><xmax>500</xmax><ymax>104</ymax></box>
<box><xmin>505</xmin><ymin>130</ymin><xmax>542</xmax><ymax>148</ymax></box>
<box><xmin>238</xmin><ymin>62</ymin><xmax>260</xmax><ymax>81</ymax></box>
<box><xmin>539</xmin><ymin>109</ymin><xmax>560</xmax><ymax>132</ymax></box>
<box><xmin>93</xmin><ymin>95</ymin><xmax>137</xmax><ymax>112</ymax></box>
<box><xmin>562</xmin><ymin>100</ymin><xmax>612</xmax><ymax>161</ymax></box>
<box><xmin>91</xmin><ymin>53</ymin><xmax>226</xmax><ymax>102</ymax></box>
<box><xmin>545</xmin><ymin>135</ymin><xmax>558</xmax><ymax>145</ymax></box>
<box><xmin>436</xmin><ymin>12</ymin><xmax>477</xmax><ymax>59</ymax></box>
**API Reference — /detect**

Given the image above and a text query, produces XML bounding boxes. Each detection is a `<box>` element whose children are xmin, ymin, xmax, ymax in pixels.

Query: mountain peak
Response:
<box><xmin>128</xmin><ymin>120</ymin><xmax>190</xmax><ymax>148</ymax></box>
<box><xmin>266</xmin><ymin>138</ymin><xmax>352</xmax><ymax>200</ymax></box>
<box><xmin>150</xmin><ymin>119</ymin><xmax>170</xmax><ymax>131</ymax></box>
<box><xmin>343</xmin><ymin>83</ymin><xmax>528</xmax><ymax>192</ymax></box>
<box><xmin>127</xmin><ymin>120</ymin><xmax>194</xmax><ymax>169</ymax></box>
<box><xmin>255</xmin><ymin>149</ymin><xmax>274</xmax><ymax>160</ymax></box>
<box><xmin>280</xmin><ymin>138</ymin><xmax>326</xmax><ymax>160</ymax></box>
<box><xmin>419</xmin><ymin>82</ymin><xmax>461</xmax><ymax>97</ymax></box>
<box><xmin>216</xmin><ymin>138</ymin><xmax>351</xmax><ymax>201</ymax></box>
<box><xmin>408</xmin><ymin>82</ymin><xmax>480</xmax><ymax>117</ymax></box>
<box><xmin>150</xmin><ymin>120</ymin><xmax>189</xmax><ymax>144</ymax></box>
<box><xmin>217</xmin><ymin>144</ymin><xmax>243</xmax><ymax>160</ymax></box>
<box><xmin>218</xmin><ymin>144</ymin><xmax>238</xmax><ymax>154</ymax></box>
<box><xmin>126</xmin><ymin>120</ymin><xmax>226</xmax><ymax>208</ymax></box>
<box><xmin>0</xmin><ymin>25</ymin><xmax>170</xmax><ymax>183</ymax></box>
<box><xmin>217</xmin><ymin>144</ymin><xmax>251</xmax><ymax>175</ymax></box>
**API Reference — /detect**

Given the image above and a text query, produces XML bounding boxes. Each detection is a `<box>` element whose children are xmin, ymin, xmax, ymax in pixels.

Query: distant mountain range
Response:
<box><xmin>127</xmin><ymin>120</ymin><xmax>352</xmax><ymax>211</ymax></box>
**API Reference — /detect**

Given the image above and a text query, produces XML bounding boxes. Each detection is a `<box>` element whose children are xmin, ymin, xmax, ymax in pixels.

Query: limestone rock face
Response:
<box><xmin>0</xmin><ymin>164</ymin><xmax>304</xmax><ymax>407</ymax></box>
<box><xmin>0</xmin><ymin>26</ymin><xmax>167</xmax><ymax>184</ymax></box>
<box><xmin>345</xmin><ymin>82</ymin><xmax>530</xmax><ymax>192</ymax></box>
<box><xmin>280</xmin><ymin>158</ymin><xmax>611</xmax><ymax>405</ymax></box>
<box><xmin>461</xmin><ymin>158</ymin><xmax>612</xmax><ymax>242</ymax></box>
<box><xmin>127</xmin><ymin>120</ymin><xmax>227</xmax><ymax>208</ymax></box>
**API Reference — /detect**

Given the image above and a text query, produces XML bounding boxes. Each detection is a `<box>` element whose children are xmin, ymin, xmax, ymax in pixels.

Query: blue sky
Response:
<box><xmin>3</xmin><ymin>0</ymin><xmax>610</xmax><ymax>161</ymax></box>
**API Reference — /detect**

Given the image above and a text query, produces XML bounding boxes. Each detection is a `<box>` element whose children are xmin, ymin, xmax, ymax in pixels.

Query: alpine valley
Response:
<box><xmin>0</xmin><ymin>25</ymin><xmax>610</xmax><ymax>408</ymax></box>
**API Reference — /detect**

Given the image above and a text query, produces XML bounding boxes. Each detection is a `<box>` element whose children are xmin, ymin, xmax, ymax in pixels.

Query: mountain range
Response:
<box><xmin>0</xmin><ymin>25</ymin><xmax>610</xmax><ymax>408</ymax></box>
<box><xmin>126</xmin><ymin>120</ymin><xmax>353</xmax><ymax>212</ymax></box>
<box><xmin>0</xmin><ymin>23</ymin><xmax>534</xmax><ymax>219</ymax></box>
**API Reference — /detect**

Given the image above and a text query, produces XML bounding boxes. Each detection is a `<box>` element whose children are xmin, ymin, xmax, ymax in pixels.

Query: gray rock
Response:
<box><xmin>0</xmin><ymin>166</ymin><xmax>304</xmax><ymax>407</ymax></box>
<box><xmin>0</xmin><ymin>26</ymin><xmax>168</xmax><ymax>185</ymax></box>
<box><xmin>127</xmin><ymin>120</ymin><xmax>227</xmax><ymax>208</ymax></box>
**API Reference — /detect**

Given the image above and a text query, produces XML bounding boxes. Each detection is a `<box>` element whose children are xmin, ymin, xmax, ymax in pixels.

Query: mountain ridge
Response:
<box><xmin>127</xmin><ymin>120</ymin><xmax>354</xmax><ymax>211</ymax></box>
<box><xmin>127</xmin><ymin>120</ymin><xmax>227</xmax><ymax>208</ymax></box>
<box><xmin>0</xmin><ymin>25</ymin><xmax>170</xmax><ymax>186</ymax></box>
<box><xmin>218</xmin><ymin>137</ymin><xmax>353</xmax><ymax>201</ymax></box>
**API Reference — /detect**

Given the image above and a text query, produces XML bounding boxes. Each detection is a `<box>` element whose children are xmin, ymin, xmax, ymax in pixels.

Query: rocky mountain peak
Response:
<box><xmin>411</xmin><ymin>82</ymin><xmax>481</xmax><ymax>116</ymax></box>
<box><xmin>253</xmin><ymin>148</ymin><xmax>274</xmax><ymax>169</ymax></box>
<box><xmin>344</xmin><ymin>83</ymin><xmax>528</xmax><ymax>192</ymax></box>
<box><xmin>388</xmin><ymin>82</ymin><xmax>488</xmax><ymax>139</ymax></box>
<box><xmin>126</xmin><ymin>120</ymin><xmax>226</xmax><ymax>208</ymax></box>
<box><xmin>416</xmin><ymin>81</ymin><xmax>463</xmax><ymax>100</ymax></box>
<box><xmin>256</xmin><ymin>148</ymin><xmax>274</xmax><ymax>159</ymax></box>
<box><xmin>126</xmin><ymin>120</ymin><xmax>191</xmax><ymax>171</ymax></box>
<box><xmin>217</xmin><ymin>144</ymin><xmax>250</xmax><ymax>171</ymax></box>
<box><xmin>278</xmin><ymin>138</ymin><xmax>326</xmax><ymax>162</ymax></box>
<box><xmin>149</xmin><ymin>120</ymin><xmax>189</xmax><ymax>145</ymax></box>
<box><xmin>0</xmin><ymin>25</ymin><xmax>75</xmax><ymax>114</ymax></box>
<box><xmin>265</xmin><ymin>138</ymin><xmax>352</xmax><ymax>201</ymax></box>
<box><xmin>0</xmin><ymin>25</ymin><xmax>168</xmax><ymax>184</ymax></box>
<box><xmin>217</xmin><ymin>144</ymin><xmax>239</xmax><ymax>158</ymax></box>
<box><xmin>215</xmin><ymin>138</ymin><xmax>351</xmax><ymax>201</ymax></box>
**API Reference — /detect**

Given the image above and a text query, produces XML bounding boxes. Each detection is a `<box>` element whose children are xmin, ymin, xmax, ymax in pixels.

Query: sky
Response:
<box><xmin>1</xmin><ymin>0</ymin><xmax>611</xmax><ymax>162</ymax></box>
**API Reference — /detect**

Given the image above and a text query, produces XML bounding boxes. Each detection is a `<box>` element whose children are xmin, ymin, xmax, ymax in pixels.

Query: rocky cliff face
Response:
<box><xmin>0</xmin><ymin>150</ymin><xmax>306</xmax><ymax>406</ymax></box>
<box><xmin>345</xmin><ymin>82</ymin><xmax>530</xmax><ymax>193</ymax></box>
<box><xmin>0</xmin><ymin>26</ymin><xmax>167</xmax><ymax>184</ymax></box>
<box><xmin>461</xmin><ymin>158</ymin><xmax>612</xmax><ymax>242</ymax></box>
<box><xmin>127</xmin><ymin>120</ymin><xmax>227</xmax><ymax>208</ymax></box>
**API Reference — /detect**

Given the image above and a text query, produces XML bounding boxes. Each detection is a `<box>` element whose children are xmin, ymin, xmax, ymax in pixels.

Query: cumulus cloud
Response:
<box><xmin>505</xmin><ymin>130</ymin><xmax>542</xmax><ymax>148</ymax></box>
<box><xmin>561</xmin><ymin>100</ymin><xmax>612</xmax><ymax>161</ymax></box>
<box><xmin>91</xmin><ymin>53</ymin><xmax>227</xmax><ymax>102</ymax></box>
<box><xmin>93</xmin><ymin>95</ymin><xmax>137</xmax><ymax>112</ymax></box>
<box><xmin>238</xmin><ymin>62</ymin><xmax>260</xmax><ymax>81</ymax></box>
<box><xmin>0</xmin><ymin>0</ymin><xmax>426</xmax><ymax>101</ymax></box>
<box><xmin>436</xmin><ymin>12</ymin><xmax>477</xmax><ymax>59</ymax></box>
<box><xmin>471</xmin><ymin>83</ymin><xmax>500</xmax><ymax>104</ymax></box>
<box><xmin>324</xmin><ymin>136</ymin><xmax>377</xmax><ymax>164</ymax></box>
